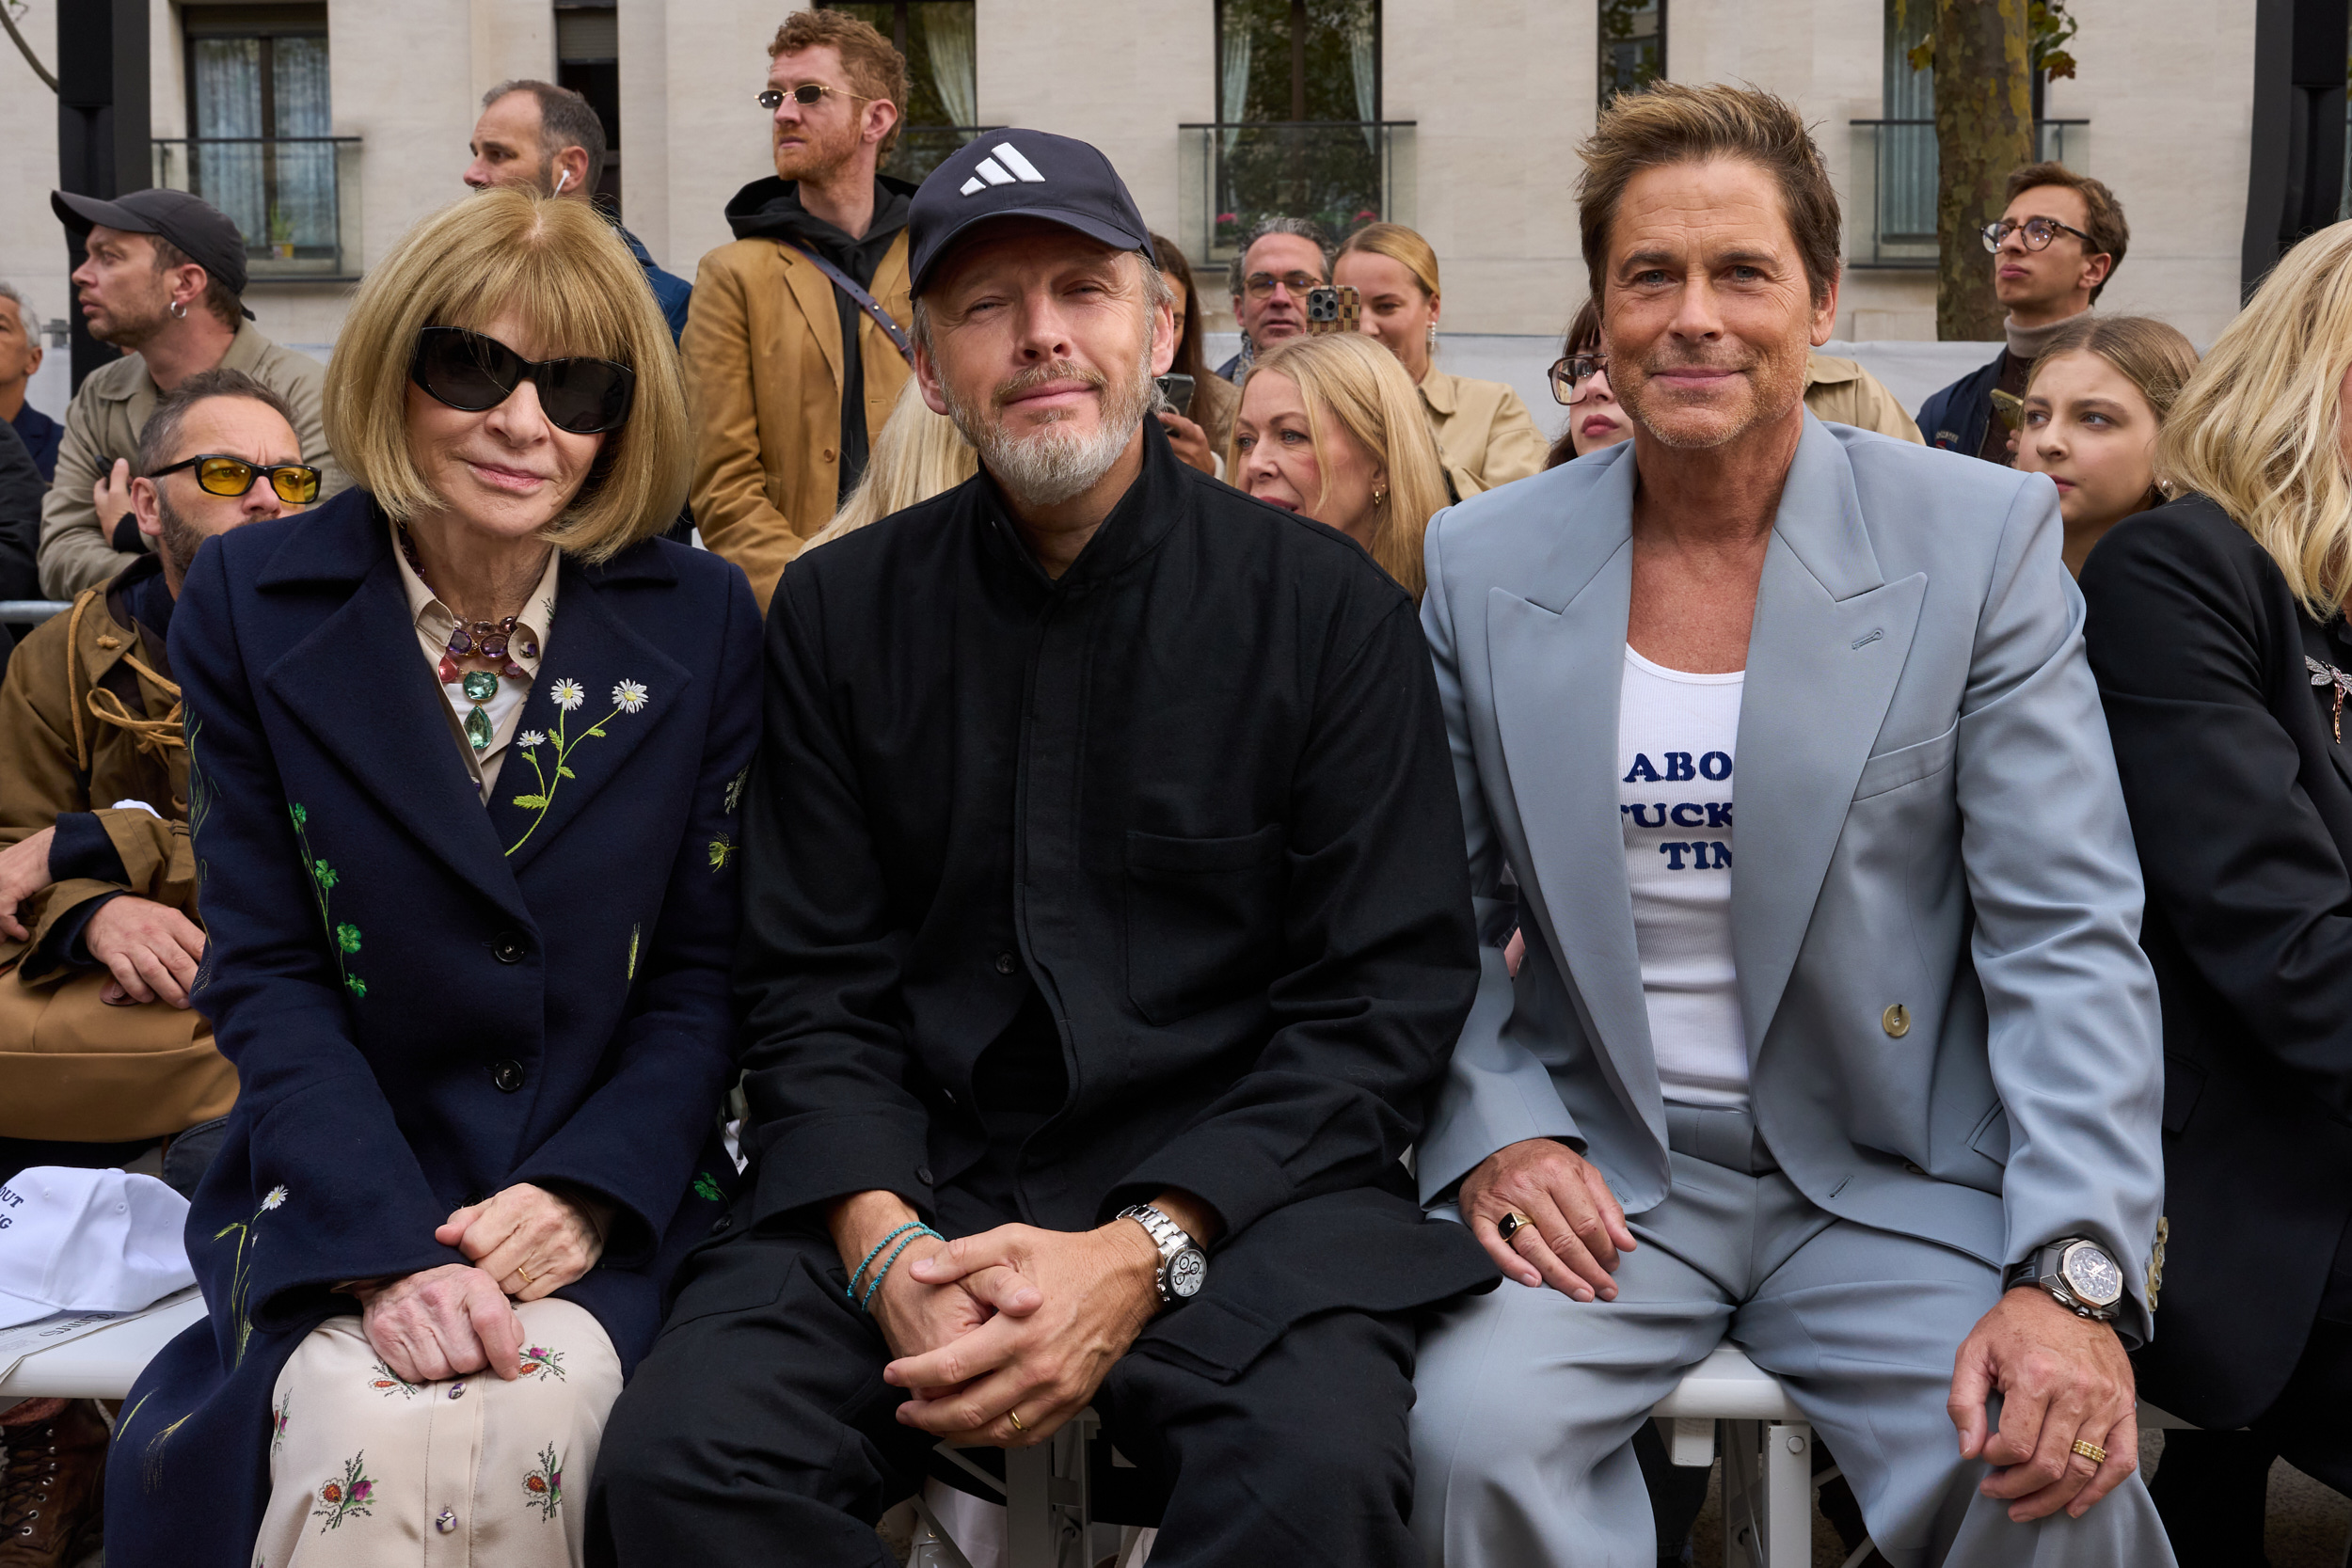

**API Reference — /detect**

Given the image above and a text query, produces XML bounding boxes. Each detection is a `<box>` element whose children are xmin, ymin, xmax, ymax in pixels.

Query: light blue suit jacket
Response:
<box><xmin>1417</xmin><ymin>416</ymin><xmax>2166</xmax><ymax>1342</ymax></box>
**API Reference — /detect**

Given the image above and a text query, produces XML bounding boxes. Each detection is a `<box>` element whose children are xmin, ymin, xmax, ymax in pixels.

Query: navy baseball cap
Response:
<box><xmin>52</xmin><ymin>188</ymin><xmax>256</xmax><ymax>318</ymax></box>
<box><xmin>908</xmin><ymin>130</ymin><xmax>1157</xmax><ymax>296</ymax></box>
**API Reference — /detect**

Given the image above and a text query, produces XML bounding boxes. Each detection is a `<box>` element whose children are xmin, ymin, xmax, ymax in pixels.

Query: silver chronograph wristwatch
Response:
<box><xmin>1118</xmin><ymin>1203</ymin><xmax>1207</xmax><ymax>1307</ymax></box>
<box><xmin>2003</xmin><ymin>1236</ymin><xmax>2125</xmax><ymax>1322</ymax></box>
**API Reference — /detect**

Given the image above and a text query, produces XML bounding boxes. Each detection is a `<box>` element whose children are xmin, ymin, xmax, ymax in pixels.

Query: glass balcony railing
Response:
<box><xmin>1846</xmin><ymin>119</ymin><xmax>2089</xmax><ymax>268</ymax></box>
<box><xmin>884</xmin><ymin>126</ymin><xmax>1002</xmax><ymax>186</ymax></box>
<box><xmin>151</xmin><ymin>136</ymin><xmax>363</xmax><ymax>280</ymax></box>
<box><xmin>1176</xmin><ymin>121</ymin><xmax>1417</xmax><ymax>268</ymax></box>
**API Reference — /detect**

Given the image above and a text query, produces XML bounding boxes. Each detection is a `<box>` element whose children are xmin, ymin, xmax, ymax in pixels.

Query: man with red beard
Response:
<box><xmin>683</xmin><ymin>8</ymin><xmax>915</xmax><ymax>610</ymax></box>
<box><xmin>590</xmin><ymin>130</ymin><xmax>1498</xmax><ymax>1567</ymax></box>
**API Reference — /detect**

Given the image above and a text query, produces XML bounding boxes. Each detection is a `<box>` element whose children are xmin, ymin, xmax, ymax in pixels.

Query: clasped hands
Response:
<box><xmin>352</xmin><ymin>1181</ymin><xmax>610</xmax><ymax>1386</ymax></box>
<box><xmin>1461</xmin><ymin>1136</ymin><xmax>2139</xmax><ymax>1523</ymax></box>
<box><xmin>834</xmin><ymin>1188</ymin><xmax>1215</xmax><ymax>1449</ymax></box>
<box><xmin>0</xmin><ymin>827</ymin><xmax>209</xmax><ymax>1008</ymax></box>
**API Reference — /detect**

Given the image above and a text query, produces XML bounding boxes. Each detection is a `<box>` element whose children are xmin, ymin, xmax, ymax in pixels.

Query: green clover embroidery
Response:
<box><xmin>288</xmin><ymin>806</ymin><xmax>363</xmax><ymax>999</ymax></box>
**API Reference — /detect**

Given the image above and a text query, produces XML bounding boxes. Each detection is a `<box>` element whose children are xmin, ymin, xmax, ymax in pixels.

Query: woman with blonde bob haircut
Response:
<box><xmin>107</xmin><ymin>185</ymin><xmax>760</xmax><ymax>1568</ymax></box>
<box><xmin>1232</xmin><ymin>332</ymin><xmax>1465</xmax><ymax>597</ymax></box>
<box><xmin>2077</xmin><ymin>217</ymin><xmax>2352</xmax><ymax>1561</ymax></box>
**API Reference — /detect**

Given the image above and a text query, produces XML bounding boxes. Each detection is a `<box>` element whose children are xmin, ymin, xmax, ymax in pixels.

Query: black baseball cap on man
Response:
<box><xmin>908</xmin><ymin>130</ymin><xmax>1156</xmax><ymax>296</ymax></box>
<box><xmin>51</xmin><ymin>188</ymin><xmax>257</xmax><ymax>320</ymax></box>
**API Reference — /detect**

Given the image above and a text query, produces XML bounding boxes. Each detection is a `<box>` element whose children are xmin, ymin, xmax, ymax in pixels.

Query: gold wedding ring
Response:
<box><xmin>2071</xmin><ymin>1438</ymin><xmax>2106</xmax><ymax>1465</ymax></box>
<box><xmin>514</xmin><ymin>1265</ymin><xmax>536</xmax><ymax>1288</ymax></box>
<box><xmin>1497</xmin><ymin>1211</ymin><xmax>1534</xmax><ymax>1243</ymax></box>
<box><xmin>1007</xmin><ymin>1409</ymin><xmax>1025</xmax><ymax>1433</ymax></box>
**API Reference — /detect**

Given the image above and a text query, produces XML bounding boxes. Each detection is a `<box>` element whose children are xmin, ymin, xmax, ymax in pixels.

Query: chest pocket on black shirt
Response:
<box><xmin>1123</xmin><ymin>823</ymin><xmax>1288</xmax><ymax>1024</ymax></box>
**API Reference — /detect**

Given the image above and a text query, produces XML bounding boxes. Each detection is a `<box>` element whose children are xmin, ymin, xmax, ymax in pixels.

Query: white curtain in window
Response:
<box><xmin>1349</xmin><ymin>15</ymin><xmax>1376</xmax><ymax>150</ymax></box>
<box><xmin>273</xmin><ymin>37</ymin><xmax>334</xmax><ymax>251</ymax></box>
<box><xmin>1219</xmin><ymin>24</ymin><xmax>1250</xmax><ymax>153</ymax></box>
<box><xmin>192</xmin><ymin>39</ymin><xmax>264</xmax><ymax>247</ymax></box>
<box><xmin>1882</xmin><ymin>0</ymin><xmax>1934</xmax><ymax>240</ymax></box>
<box><xmin>919</xmin><ymin>4</ymin><xmax>977</xmax><ymax>130</ymax></box>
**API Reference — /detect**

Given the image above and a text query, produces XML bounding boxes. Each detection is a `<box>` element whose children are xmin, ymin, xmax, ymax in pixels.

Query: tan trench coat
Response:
<box><xmin>684</xmin><ymin>231</ymin><xmax>914</xmax><ymax>611</ymax></box>
<box><xmin>1419</xmin><ymin>369</ymin><xmax>1549</xmax><ymax>492</ymax></box>
<box><xmin>1804</xmin><ymin>353</ymin><xmax>1925</xmax><ymax>444</ymax></box>
<box><xmin>0</xmin><ymin>578</ymin><xmax>236</xmax><ymax>1139</ymax></box>
<box><xmin>38</xmin><ymin>321</ymin><xmax>341</xmax><ymax>599</ymax></box>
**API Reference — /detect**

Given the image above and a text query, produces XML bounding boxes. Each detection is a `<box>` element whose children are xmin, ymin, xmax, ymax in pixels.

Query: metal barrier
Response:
<box><xmin>0</xmin><ymin>600</ymin><xmax>72</xmax><ymax>626</ymax></box>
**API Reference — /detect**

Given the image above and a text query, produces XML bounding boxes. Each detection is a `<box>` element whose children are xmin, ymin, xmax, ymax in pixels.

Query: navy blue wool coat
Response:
<box><xmin>103</xmin><ymin>488</ymin><xmax>759</xmax><ymax>1566</ymax></box>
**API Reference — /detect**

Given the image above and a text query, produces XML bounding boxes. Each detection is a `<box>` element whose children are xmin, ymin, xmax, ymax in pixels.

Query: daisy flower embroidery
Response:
<box><xmin>505</xmin><ymin>676</ymin><xmax>654</xmax><ymax>855</ymax></box>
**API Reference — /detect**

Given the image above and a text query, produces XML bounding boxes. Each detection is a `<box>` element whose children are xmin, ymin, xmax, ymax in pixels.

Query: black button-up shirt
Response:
<box><xmin>736</xmin><ymin>423</ymin><xmax>1493</xmax><ymax>1334</ymax></box>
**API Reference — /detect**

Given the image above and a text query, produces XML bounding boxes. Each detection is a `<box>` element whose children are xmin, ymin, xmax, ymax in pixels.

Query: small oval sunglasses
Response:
<box><xmin>409</xmin><ymin>326</ymin><xmax>635</xmax><ymax>436</ymax></box>
<box><xmin>149</xmin><ymin>453</ymin><xmax>322</xmax><ymax>504</ymax></box>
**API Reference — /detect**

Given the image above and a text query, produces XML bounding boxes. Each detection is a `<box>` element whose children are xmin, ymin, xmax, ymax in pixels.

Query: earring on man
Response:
<box><xmin>168</xmin><ymin>299</ymin><xmax>187</xmax><ymax>320</ymax></box>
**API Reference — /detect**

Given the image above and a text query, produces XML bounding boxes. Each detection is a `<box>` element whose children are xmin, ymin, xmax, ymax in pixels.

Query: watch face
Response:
<box><xmin>1168</xmin><ymin>1246</ymin><xmax>1207</xmax><ymax>1299</ymax></box>
<box><xmin>2059</xmin><ymin>1242</ymin><xmax>2124</xmax><ymax>1307</ymax></box>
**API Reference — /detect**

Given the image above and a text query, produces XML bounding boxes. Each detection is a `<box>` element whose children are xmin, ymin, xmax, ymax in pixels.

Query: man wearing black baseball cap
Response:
<box><xmin>595</xmin><ymin>130</ymin><xmax>1495</xmax><ymax>1565</ymax></box>
<box><xmin>38</xmin><ymin>188</ymin><xmax>341</xmax><ymax>599</ymax></box>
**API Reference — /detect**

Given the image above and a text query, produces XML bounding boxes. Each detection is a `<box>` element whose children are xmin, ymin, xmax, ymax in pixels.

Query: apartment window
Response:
<box><xmin>1598</xmin><ymin>0</ymin><xmax>1665</xmax><ymax>107</ymax></box>
<box><xmin>555</xmin><ymin>4</ymin><xmax>622</xmax><ymax>214</ymax></box>
<box><xmin>1880</xmin><ymin>0</ymin><xmax>1936</xmax><ymax>246</ymax></box>
<box><xmin>818</xmin><ymin>2</ymin><xmax>979</xmax><ymax>182</ymax></box>
<box><xmin>181</xmin><ymin>3</ymin><xmax>332</xmax><ymax>261</ymax></box>
<box><xmin>1216</xmin><ymin>0</ymin><xmax>1379</xmax><ymax>126</ymax></box>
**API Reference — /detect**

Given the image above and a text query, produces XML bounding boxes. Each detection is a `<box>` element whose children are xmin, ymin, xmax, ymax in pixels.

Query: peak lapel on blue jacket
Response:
<box><xmin>1730</xmin><ymin>418</ymin><xmax>1925</xmax><ymax>1062</ymax></box>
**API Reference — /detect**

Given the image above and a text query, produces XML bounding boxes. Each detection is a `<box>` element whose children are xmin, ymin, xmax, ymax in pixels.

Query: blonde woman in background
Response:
<box><xmin>805</xmin><ymin>377</ymin><xmax>976</xmax><ymax>549</ymax></box>
<box><xmin>1232</xmin><ymin>332</ymin><xmax>1457</xmax><ymax>597</ymax></box>
<box><xmin>2012</xmin><ymin>314</ymin><xmax>2198</xmax><ymax>574</ymax></box>
<box><xmin>2076</xmin><ymin>221</ymin><xmax>2352</xmax><ymax>1568</ymax></box>
<box><xmin>1333</xmin><ymin>223</ymin><xmax>1548</xmax><ymax>489</ymax></box>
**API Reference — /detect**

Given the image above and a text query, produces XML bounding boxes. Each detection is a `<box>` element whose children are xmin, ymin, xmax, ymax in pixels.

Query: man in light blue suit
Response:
<box><xmin>1408</xmin><ymin>84</ymin><xmax>2174</xmax><ymax>1567</ymax></box>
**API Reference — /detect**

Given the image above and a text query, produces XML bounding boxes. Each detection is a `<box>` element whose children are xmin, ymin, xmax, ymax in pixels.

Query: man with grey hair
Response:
<box><xmin>593</xmin><ymin>129</ymin><xmax>1496</xmax><ymax>1565</ymax></box>
<box><xmin>464</xmin><ymin>79</ymin><xmax>691</xmax><ymax>341</ymax></box>
<box><xmin>1215</xmin><ymin>215</ymin><xmax>1331</xmax><ymax>382</ymax></box>
<box><xmin>0</xmin><ymin>280</ymin><xmax>59</xmax><ymax>483</ymax></box>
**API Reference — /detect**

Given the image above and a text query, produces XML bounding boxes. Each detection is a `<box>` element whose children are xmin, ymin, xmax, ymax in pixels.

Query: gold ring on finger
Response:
<box><xmin>2070</xmin><ymin>1438</ymin><xmax>2106</xmax><ymax>1465</ymax></box>
<box><xmin>1497</xmin><ymin>1211</ymin><xmax>1534</xmax><ymax>1243</ymax></box>
<box><xmin>1007</xmin><ymin>1408</ymin><xmax>1025</xmax><ymax>1433</ymax></box>
<box><xmin>514</xmin><ymin>1265</ymin><xmax>535</xmax><ymax>1288</ymax></box>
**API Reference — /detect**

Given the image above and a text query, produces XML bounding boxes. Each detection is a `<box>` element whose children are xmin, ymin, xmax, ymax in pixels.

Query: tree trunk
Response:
<box><xmin>1932</xmin><ymin>0</ymin><xmax>2034</xmax><ymax>340</ymax></box>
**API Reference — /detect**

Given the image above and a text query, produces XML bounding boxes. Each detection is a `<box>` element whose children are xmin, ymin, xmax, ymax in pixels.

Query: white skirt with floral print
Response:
<box><xmin>253</xmin><ymin>1299</ymin><xmax>621</xmax><ymax>1568</ymax></box>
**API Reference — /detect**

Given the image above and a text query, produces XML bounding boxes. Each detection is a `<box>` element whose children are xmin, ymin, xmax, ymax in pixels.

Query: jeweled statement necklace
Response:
<box><xmin>396</xmin><ymin>525</ymin><xmax>540</xmax><ymax>752</ymax></box>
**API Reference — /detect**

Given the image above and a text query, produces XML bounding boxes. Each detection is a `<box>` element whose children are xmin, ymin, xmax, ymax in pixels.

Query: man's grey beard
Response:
<box><xmin>943</xmin><ymin>345</ymin><xmax>1156</xmax><ymax>510</ymax></box>
<box><xmin>151</xmin><ymin>484</ymin><xmax>208</xmax><ymax>583</ymax></box>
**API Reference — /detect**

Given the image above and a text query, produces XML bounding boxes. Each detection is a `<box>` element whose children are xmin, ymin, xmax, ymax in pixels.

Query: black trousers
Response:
<box><xmin>588</xmin><ymin>1227</ymin><xmax>1426</xmax><ymax>1568</ymax></box>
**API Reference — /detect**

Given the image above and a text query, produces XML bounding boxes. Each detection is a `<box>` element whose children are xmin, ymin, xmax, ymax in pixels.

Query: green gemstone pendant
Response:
<box><xmin>464</xmin><ymin>704</ymin><xmax>495</xmax><ymax>752</ymax></box>
<box><xmin>461</xmin><ymin>671</ymin><xmax>499</xmax><ymax>702</ymax></box>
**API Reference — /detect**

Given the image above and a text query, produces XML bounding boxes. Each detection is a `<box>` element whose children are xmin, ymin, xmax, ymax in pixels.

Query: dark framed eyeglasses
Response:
<box><xmin>148</xmin><ymin>453</ymin><xmax>322</xmax><ymax>504</ymax></box>
<box><xmin>1980</xmin><ymin>215</ymin><xmax>2095</xmax><ymax>253</ymax></box>
<box><xmin>1242</xmin><ymin>271</ymin><xmax>1320</xmax><ymax>301</ymax></box>
<box><xmin>755</xmin><ymin>82</ymin><xmax>874</xmax><ymax>111</ymax></box>
<box><xmin>410</xmin><ymin>326</ymin><xmax>635</xmax><ymax>436</ymax></box>
<box><xmin>1548</xmin><ymin>354</ymin><xmax>1609</xmax><ymax>405</ymax></box>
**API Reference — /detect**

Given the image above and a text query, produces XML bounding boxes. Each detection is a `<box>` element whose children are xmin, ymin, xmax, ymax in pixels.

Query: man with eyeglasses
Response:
<box><xmin>0</xmin><ymin>369</ymin><xmax>310</xmax><ymax>1568</ymax></box>
<box><xmin>1917</xmin><ymin>163</ymin><xmax>2128</xmax><ymax>465</ymax></box>
<box><xmin>683</xmin><ymin>8</ymin><xmax>915</xmax><ymax>610</ymax></box>
<box><xmin>1216</xmin><ymin>216</ymin><xmax>1332</xmax><ymax>383</ymax></box>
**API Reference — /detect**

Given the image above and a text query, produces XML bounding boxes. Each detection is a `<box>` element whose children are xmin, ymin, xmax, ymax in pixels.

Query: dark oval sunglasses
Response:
<box><xmin>755</xmin><ymin>83</ymin><xmax>872</xmax><ymax>111</ymax></box>
<box><xmin>149</xmin><ymin>453</ymin><xmax>322</xmax><ymax>504</ymax></box>
<box><xmin>410</xmin><ymin>326</ymin><xmax>636</xmax><ymax>436</ymax></box>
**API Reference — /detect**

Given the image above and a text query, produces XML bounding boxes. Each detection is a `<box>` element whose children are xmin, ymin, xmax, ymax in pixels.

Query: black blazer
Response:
<box><xmin>726</xmin><ymin>422</ymin><xmax>1495</xmax><ymax>1374</ymax></box>
<box><xmin>2081</xmin><ymin>495</ymin><xmax>2352</xmax><ymax>1430</ymax></box>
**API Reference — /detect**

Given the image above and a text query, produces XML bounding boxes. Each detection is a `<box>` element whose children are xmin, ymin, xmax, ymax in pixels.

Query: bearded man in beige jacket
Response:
<box><xmin>684</xmin><ymin>8</ymin><xmax>918</xmax><ymax>610</ymax></box>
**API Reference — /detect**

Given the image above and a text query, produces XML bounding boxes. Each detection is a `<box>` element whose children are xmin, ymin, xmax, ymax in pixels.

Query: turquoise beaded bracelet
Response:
<box><xmin>859</xmin><ymin>1225</ymin><xmax>944</xmax><ymax>1312</ymax></box>
<box><xmin>848</xmin><ymin>1222</ymin><xmax>927</xmax><ymax>1303</ymax></box>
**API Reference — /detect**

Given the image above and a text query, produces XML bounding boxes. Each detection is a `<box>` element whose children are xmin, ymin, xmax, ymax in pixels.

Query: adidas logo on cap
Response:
<box><xmin>960</xmin><ymin>141</ymin><xmax>1047</xmax><ymax>197</ymax></box>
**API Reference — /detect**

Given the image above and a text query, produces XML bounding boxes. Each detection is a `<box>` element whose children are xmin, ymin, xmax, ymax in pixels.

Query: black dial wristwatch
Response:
<box><xmin>2004</xmin><ymin>1236</ymin><xmax>2124</xmax><ymax>1322</ymax></box>
<box><xmin>1118</xmin><ymin>1203</ymin><xmax>1207</xmax><ymax>1307</ymax></box>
